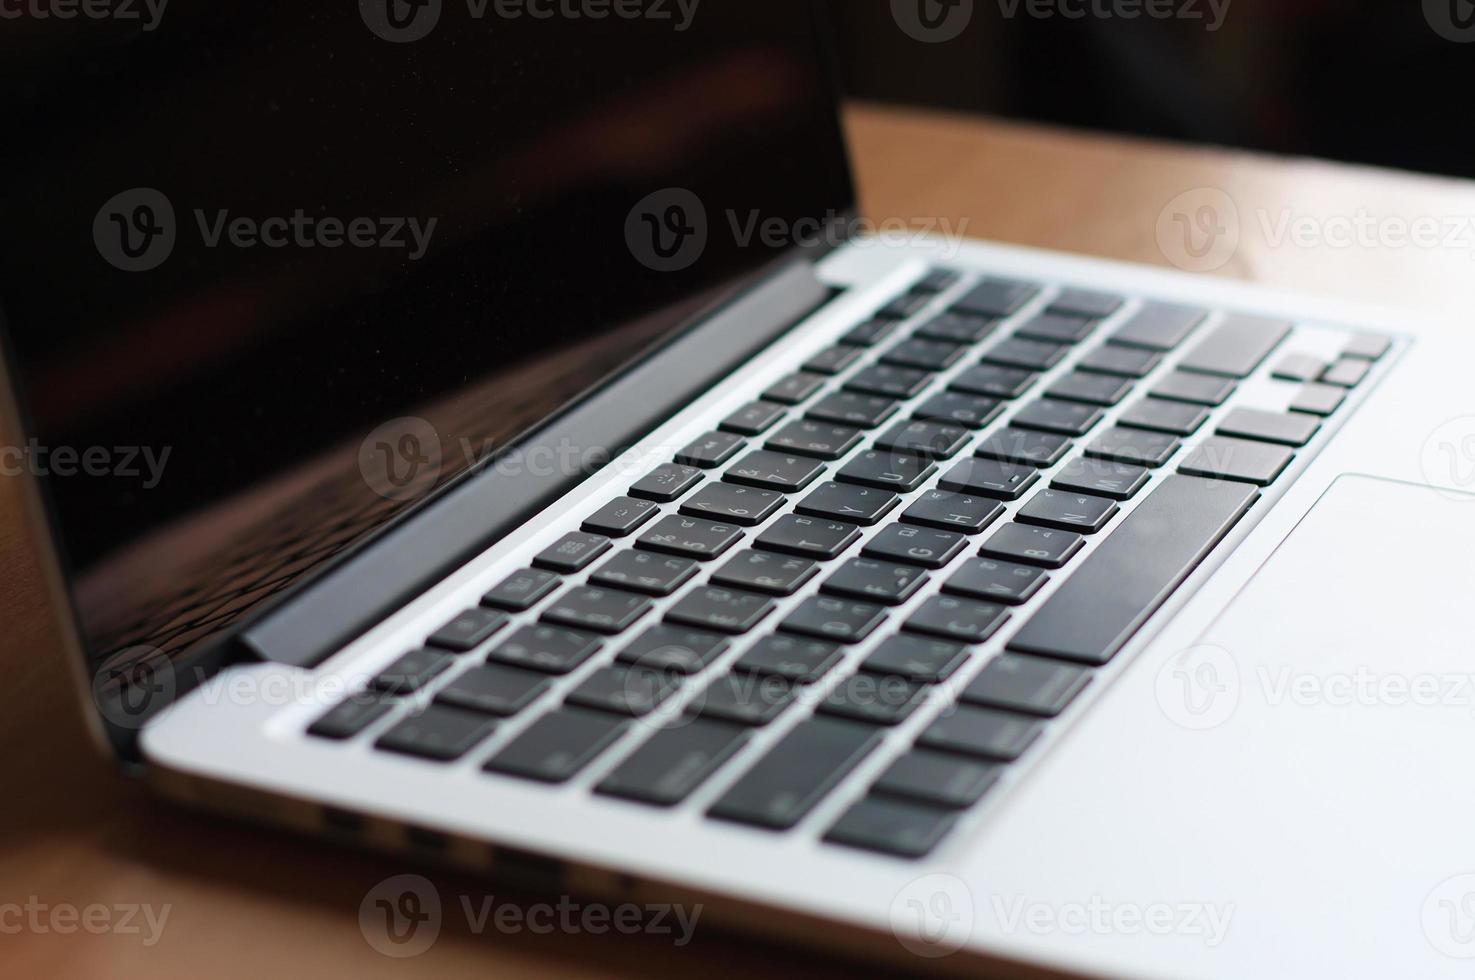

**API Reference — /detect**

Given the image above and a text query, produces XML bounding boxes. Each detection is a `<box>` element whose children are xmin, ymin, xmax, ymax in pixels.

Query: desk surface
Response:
<box><xmin>3</xmin><ymin>103</ymin><xmax>1468</xmax><ymax>979</ymax></box>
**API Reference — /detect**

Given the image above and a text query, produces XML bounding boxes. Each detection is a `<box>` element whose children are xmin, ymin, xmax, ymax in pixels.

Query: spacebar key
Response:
<box><xmin>708</xmin><ymin>717</ymin><xmax>882</xmax><ymax>830</ymax></box>
<box><xmin>1007</xmin><ymin>475</ymin><xmax>1257</xmax><ymax>665</ymax></box>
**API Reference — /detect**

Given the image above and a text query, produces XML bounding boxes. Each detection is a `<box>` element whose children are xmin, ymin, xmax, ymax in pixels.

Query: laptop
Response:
<box><xmin>4</xmin><ymin>3</ymin><xmax>1470</xmax><ymax>977</ymax></box>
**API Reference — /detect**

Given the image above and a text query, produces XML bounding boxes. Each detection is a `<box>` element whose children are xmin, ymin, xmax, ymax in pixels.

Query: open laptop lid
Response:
<box><xmin>0</xmin><ymin>1</ymin><xmax>854</xmax><ymax>753</ymax></box>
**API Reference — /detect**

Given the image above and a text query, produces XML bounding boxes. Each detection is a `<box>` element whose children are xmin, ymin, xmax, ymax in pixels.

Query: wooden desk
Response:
<box><xmin>3</xmin><ymin>103</ymin><xmax>1467</xmax><ymax>979</ymax></box>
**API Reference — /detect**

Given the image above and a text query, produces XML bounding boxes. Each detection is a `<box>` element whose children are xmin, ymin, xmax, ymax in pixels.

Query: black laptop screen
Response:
<box><xmin>0</xmin><ymin>2</ymin><xmax>852</xmax><ymax>669</ymax></box>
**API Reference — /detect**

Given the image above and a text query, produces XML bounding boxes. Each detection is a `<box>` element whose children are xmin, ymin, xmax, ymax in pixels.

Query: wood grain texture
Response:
<box><xmin>1</xmin><ymin>102</ymin><xmax>1465</xmax><ymax>978</ymax></box>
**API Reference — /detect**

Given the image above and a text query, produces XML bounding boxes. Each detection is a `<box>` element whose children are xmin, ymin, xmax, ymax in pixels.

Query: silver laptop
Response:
<box><xmin>5</xmin><ymin>3</ymin><xmax>1472</xmax><ymax>977</ymax></box>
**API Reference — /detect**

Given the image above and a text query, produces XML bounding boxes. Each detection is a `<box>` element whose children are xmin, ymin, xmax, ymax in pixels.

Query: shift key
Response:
<box><xmin>708</xmin><ymin>717</ymin><xmax>882</xmax><ymax>829</ymax></box>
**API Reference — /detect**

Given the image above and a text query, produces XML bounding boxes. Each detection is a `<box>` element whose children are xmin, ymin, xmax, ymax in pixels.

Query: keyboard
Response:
<box><xmin>306</xmin><ymin>266</ymin><xmax>1392</xmax><ymax>859</ymax></box>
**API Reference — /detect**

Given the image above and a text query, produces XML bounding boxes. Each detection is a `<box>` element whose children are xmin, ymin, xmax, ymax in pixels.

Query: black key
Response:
<box><xmin>944</xmin><ymin>558</ymin><xmax>1048</xmax><ymax>605</ymax></box>
<box><xmin>482</xmin><ymin>568</ymin><xmax>561</xmax><ymax>612</ymax></box>
<box><xmin>1045</xmin><ymin>371</ymin><xmax>1133</xmax><ymax>407</ymax></box>
<box><xmin>938</xmin><ymin>458</ymin><xmax>1039</xmax><ymax>500</ymax></box>
<box><xmin>680</xmin><ymin>482</ymin><xmax>784</xmax><ymax>526</ymax></box>
<box><xmin>708</xmin><ymin>717</ymin><xmax>882</xmax><ymax>829</ymax></box>
<box><xmin>1272</xmin><ymin>354</ymin><xmax>1327</xmax><ymax>383</ymax></box>
<box><xmin>376</xmin><ymin>705</ymin><xmax>497</xmax><ymax>762</ymax></box>
<box><xmin>950</xmin><ymin>364</ymin><xmax>1037</xmax><ymax>399</ymax></box>
<box><xmin>975</xmin><ymin>427</ymin><xmax>1071</xmax><ymax>468</ymax></box>
<box><xmin>725</xmin><ymin>451</ymin><xmax>825</xmax><ymax>493</ymax></box>
<box><xmin>837</xmin><ymin>450</ymin><xmax>937</xmax><ymax>493</ymax></box>
<box><xmin>1049</xmin><ymin>288</ymin><xmax>1123</xmax><ymax>320</ymax></box>
<box><xmin>980</xmin><ymin>524</ymin><xmax>1084</xmax><ymax>568</ymax></box>
<box><xmin>1343</xmin><ymin>332</ymin><xmax>1392</xmax><ymax>360</ymax></box>
<box><xmin>582</xmin><ymin>496</ymin><xmax>659</xmax><ymax>537</ymax></box>
<box><xmin>797</xmin><ymin>481</ymin><xmax>899</xmax><ymax>526</ymax></box>
<box><xmin>427</xmin><ymin>607</ymin><xmax>509</xmax><ymax>652</ymax></box>
<box><xmin>1077</xmin><ymin>344</ymin><xmax>1162</xmax><ymax>378</ymax></box>
<box><xmin>915</xmin><ymin>267</ymin><xmax>962</xmax><ymax>293</ymax></box>
<box><xmin>590</xmin><ymin>550</ymin><xmax>698</xmax><ymax>596</ymax></box>
<box><xmin>824</xmin><ymin>796</ymin><xmax>958</xmax><ymax>859</ymax></box>
<box><xmin>918</xmin><ymin>705</ymin><xmax>1044</xmax><ymax>761</ymax></box>
<box><xmin>1178</xmin><ymin>314</ymin><xmax>1291</xmax><ymax>378</ymax></box>
<box><xmin>765</xmin><ymin>420</ymin><xmax>863</xmax><ymax>460</ymax></box>
<box><xmin>1017</xmin><ymin>489</ymin><xmax>1118</xmax><ymax>533</ymax></box>
<box><xmin>566</xmin><ymin>665</ymin><xmax>681</xmax><ymax>717</ymax></box>
<box><xmin>675</xmin><ymin>431</ymin><xmax>746</xmax><ymax>469</ymax></box>
<box><xmin>1015</xmin><ymin>312</ymin><xmax>1097</xmax><ymax>345</ymax></box>
<box><xmin>489</xmin><ymin>624</ymin><xmax>603</xmax><ymax>675</ymax></box>
<box><xmin>308</xmin><ymin>692</ymin><xmax>396</xmax><ymax>740</ymax></box>
<box><xmin>533</xmin><ymin>532</ymin><xmax>611</xmax><ymax>573</ymax></box>
<box><xmin>483</xmin><ymin>709</ymin><xmax>628</xmax><ymax>783</ymax></box>
<box><xmin>916</xmin><ymin>311</ymin><xmax>997</xmax><ymax>344</ymax></box>
<box><xmin>636</xmin><ymin>515</ymin><xmax>744</xmax><ymax>560</ymax></box>
<box><xmin>820</xmin><ymin>674</ymin><xmax>929</xmax><ymax>725</ymax></box>
<box><xmin>1217</xmin><ymin>407</ymin><xmax>1320</xmax><ymax>447</ymax></box>
<box><xmin>1086</xmin><ymin>426</ymin><xmax>1181</xmax><ymax>469</ymax></box>
<box><xmin>735</xmin><ymin>634</ymin><xmax>843</xmax><ymax>683</ymax></box>
<box><xmin>962</xmin><ymin>654</ymin><xmax>1091</xmax><ymax>718</ymax></box>
<box><xmin>595</xmin><ymin>719</ymin><xmax>750</xmax><ymax>807</ymax></box>
<box><xmin>875</xmin><ymin>420</ymin><xmax>971</xmax><ymax>460</ymax></box>
<box><xmin>873</xmin><ymin>750</ymin><xmax>1003</xmax><ymax>809</ymax></box>
<box><xmin>883</xmin><ymin>337</ymin><xmax>968</xmax><ymax>371</ymax></box>
<box><xmin>807</xmin><ymin>391</ymin><xmax>899</xmax><ymax>429</ymax></box>
<box><xmin>1322</xmin><ymin>358</ymin><xmax>1370</xmax><ymax>388</ymax></box>
<box><xmin>780</xmin><ymin>596</ymin><xmax>889</xmax><ymax>644</ymax></box>
<box><xmin>1012</xmin><ymin>398</ymin><xmax>1104</xmax><ymax>437</ymax></box>
<box><xmin>711</xmin><ymin>550</ymin><xmax>818</xmax><ymax>596</ymax></box>
<box><xmin>863</xmin><ymin>524</ymin><xmax>968</xmax><ymax>569</ymax></box>
<box><xmin>372</xmin><ymin>649</ymin><xmax>454</xmax><ymax>694</ymax></box>
<box><xmin>542</xmin><ymin>586</ymin><xmax>652</xmax><ymax>635</ymax></box>
<box><xmin>844</xmin><ymin>364</ymin><xmax>934</xmax><ymax>399</ymax></box>
<box><xmin>905</xmin><ymin>596</ymin><xmax>1009</xmax><ymax>644</ymax></box>
<box><xmin>720</xmin><ymin>400</ymin><xmax>786</xmax><ymax>436</ymax></box>
<box><xmin>982</xmin><ymin>337</ymin><xmax>1068</xmax><ymax>372</ymax></box>
<box><xmin>1118</xmin><ymin>398</ymin><xmax>1211</xmax><ymax>436</ymax></box>
<box><xmin>878</xmin><ymin>290</ymin><xmax>932</xmax><ymax>320</ymax></box>
<box><xmin>840</xmin><ymin>318</ymin><xmax>901</xmax><ymax>347</ymax></box>
<box><xmin>666</xmin><ymin>586</ymin><xmax>776</xmax><ymax>635</ymax></box>
<box><xmin>1179</xmin><ymin>436</ymin><xmax>1293</xmax><ymax>486</ymax></box>
<box><xmin>755</xmin><ymin>515</ymin><xmax>861</xmax><ymax>560</ymax></box>
<box><xmin>435</xmin><ymin>665</ymin><xmax>551</xmax><ymax>717</ymax></box>
<box><xmin>762</xmin><ymin>372</ymin><xmax>826</xmax><ymax>405</ymax></box>
<box><xmin>1289</xmin><ymin>383</ymin><xmax>1346</xmax><ymax>417</ymax></box>
<box><xmin>804</xmin><ymin>345</ymin><xmax>863</xmax><ymax>376</ymax></box>
<box><xmin>630</xmin><ymin>462</ymin><xmax>703</xmax><ymax>502</ymax></box>
<box><xmin>1051</xmin><ymin>457</ymin><xmax>1150</xmax><ymax>501</ymax></box>
<box><xmin>1008</xmin><ymin>475</ymin><xmax>1257</xmax><ymax>665</ymax></box>
<box><xmin>953</xmin><ymin>278</ymin><xmax>1038</xmax><ymax>318</ymax></box>
<box><xmin>692</xmin><ymin>673</ymin><xmax>796</xmax><ymax>726</ymax></box>
<box><xmin>861</xmin><ymin>634</ymin><xmax>970</xmax><ymax>683</ymax></box>
<box><xmin>616</xmin><ymin>624</ymin><xmax>730</xmax><ymax>674</ymax></box>
<box><xmin>1151</xmin><ymin>371</ymin><xmax>1236</xmax><ymax>407</ymax></box>
<box><xmin>1111</xmin><ymin>302</ymin><xmax>1206</xmax><ymax>350</ymax></box>
<box><xmin>901</xmin><ymin>490</ymin><xmax>1005</xmax><ymax>535</ymax></box>
<box><xmin>822</xmin><ymin>558</ymin><xmax>929</xmax><ymax>605</ymax></box>
<box><xmin>913</xmin><ymin>391</ymin><xmax>1003</xmax><ymax>429</ymax></box>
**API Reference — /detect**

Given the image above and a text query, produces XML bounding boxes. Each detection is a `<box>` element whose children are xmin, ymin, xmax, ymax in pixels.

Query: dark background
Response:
<box><xmin>827</xmin><ymin>0</ymin><xmax>1471</xmax><ymax>179</ymax></box>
